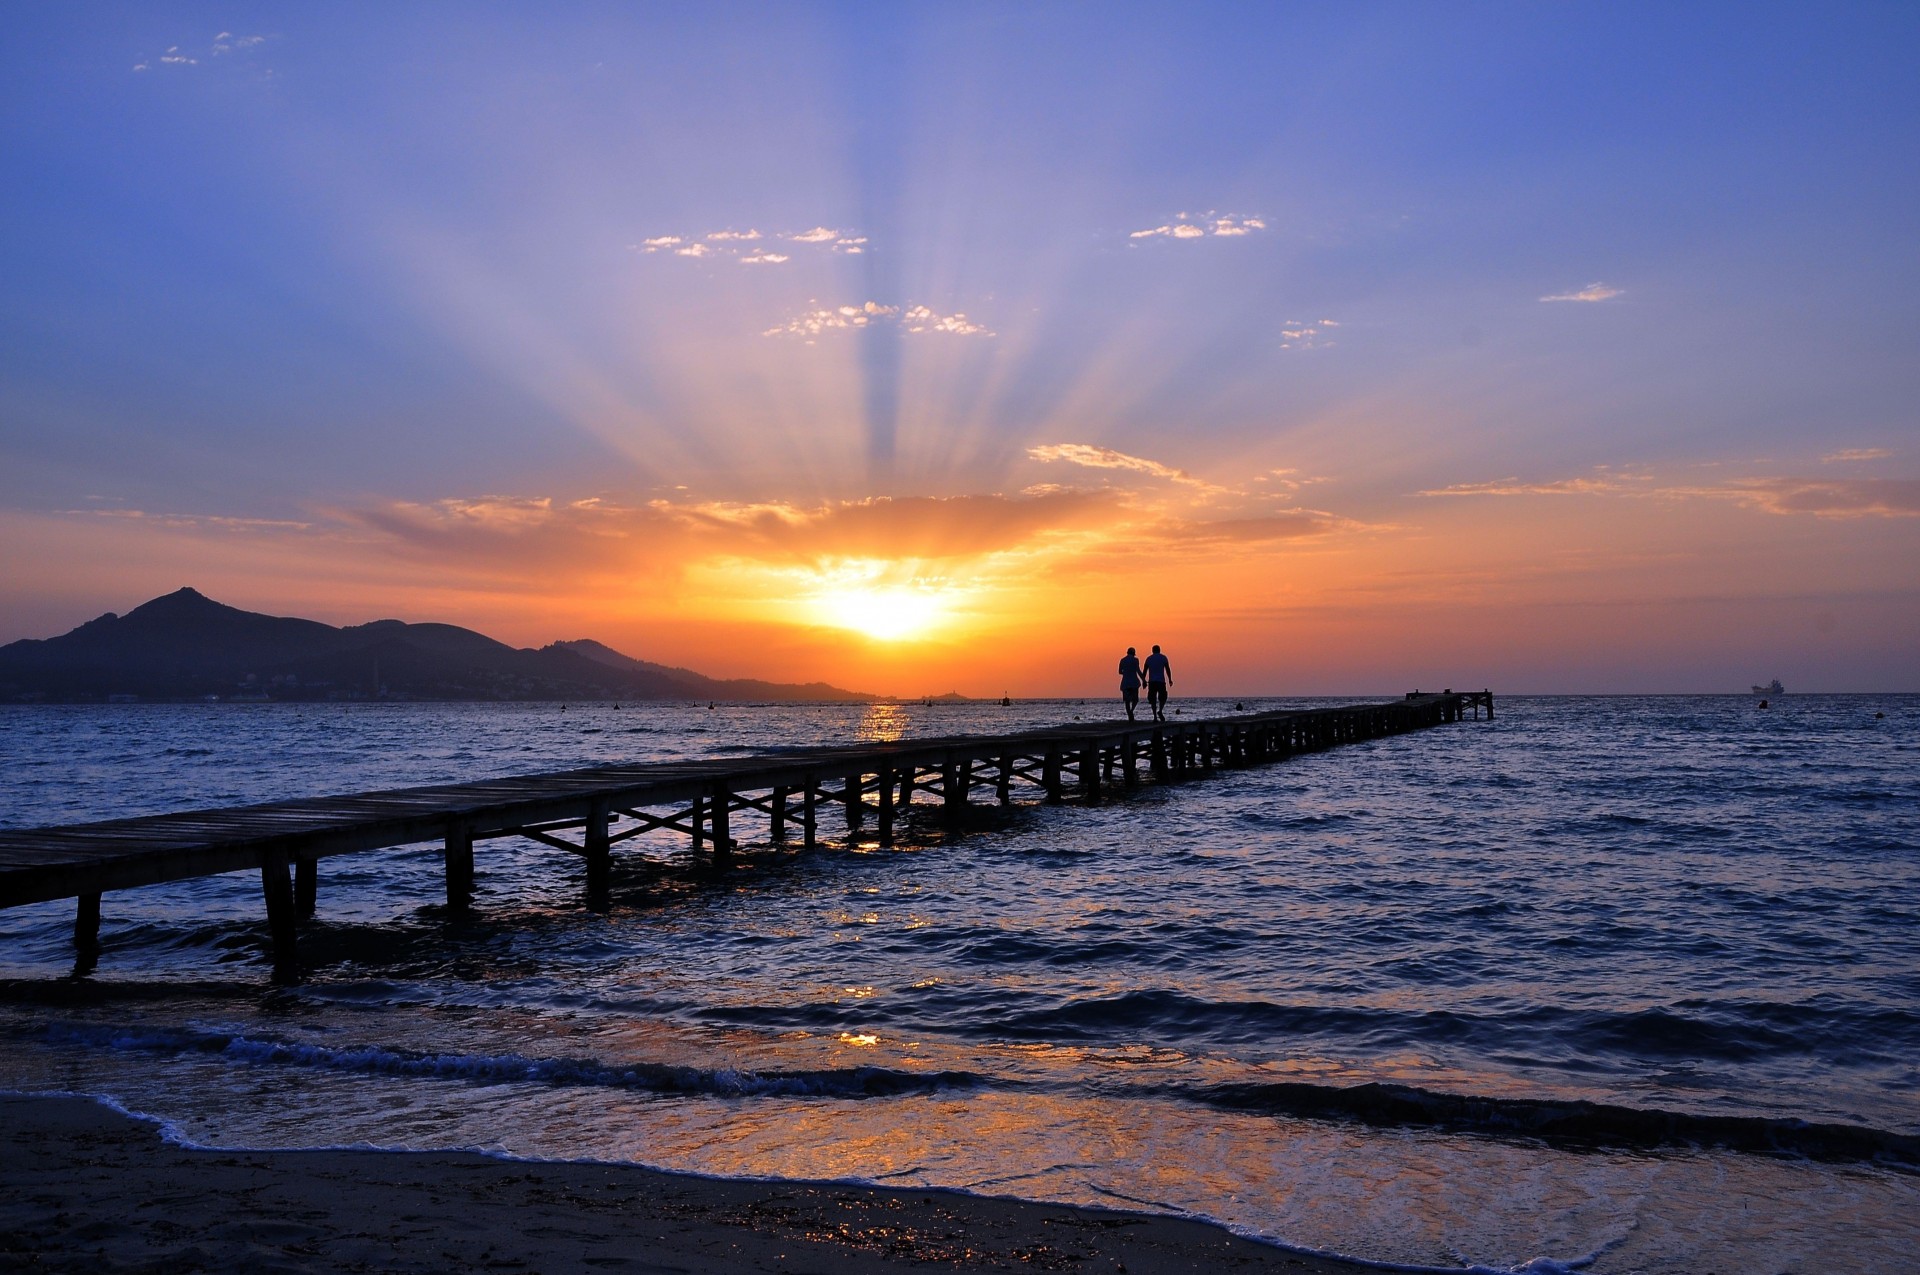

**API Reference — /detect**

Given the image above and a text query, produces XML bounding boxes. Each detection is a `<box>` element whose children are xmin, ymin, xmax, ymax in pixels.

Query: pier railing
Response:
<box><xmin>0</xmin><ymin>691</ymin><xmax>1493</xmax><ymax>981</ymax></box>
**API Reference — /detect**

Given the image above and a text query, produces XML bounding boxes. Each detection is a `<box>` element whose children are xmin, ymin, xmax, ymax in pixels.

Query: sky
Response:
<box><xmin>2</xmin><ymin>2</ymin><xmax>1916</xmax><ymax>695</ymax></box>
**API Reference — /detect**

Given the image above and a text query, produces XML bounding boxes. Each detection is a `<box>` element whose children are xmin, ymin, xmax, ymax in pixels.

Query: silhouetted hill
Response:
<box><xmin>0</xmin><ymin>588</ymin><xmax>877</xmax><ymax>703</ymax></box>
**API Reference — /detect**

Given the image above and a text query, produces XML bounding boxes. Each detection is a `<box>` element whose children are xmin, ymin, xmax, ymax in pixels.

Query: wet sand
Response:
<box><xmin>0</xmin><ymin>1094</ymin><xmax>1368</xmax><ymax>1273</ymax></box>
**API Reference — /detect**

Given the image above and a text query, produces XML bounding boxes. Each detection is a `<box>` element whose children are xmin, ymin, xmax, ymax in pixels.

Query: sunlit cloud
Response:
<box><xmin>634</xmin><ymin>225</ymin><xmax>867</xmax><ymax>261</ymax></box>
<box><xmin>1540</xmin><ymin>282</ymin><xmax>1624</xmax><ymax>302</ymax></box>
<box><xmin>1129</xmin><ymin>212</ymin><xmax>1267</xmax><ymax>241</ymax></box>
<box><xmin>1280</xmin><ymin>318</ymin><xmax>1339</xmax><ymax>350</ymax></box>
<box><xmin>1420</xmin><ymin>472</ymin><xmax>1651</xmax><ymax>498</ymax></box>
<box><xmin>1823</xmin><ymin>448</ymin><xmax>1893</xmax><ymax>463</ymax></box>
<box><xmin>764</xmin><ymin>301</ymin><xmax>992</xmax><ymax>340</ymax></box>
<box><xmin>1026</xmin><ymin>443</ymin><xmax>1211</xmax><ymax>488</ymax></box>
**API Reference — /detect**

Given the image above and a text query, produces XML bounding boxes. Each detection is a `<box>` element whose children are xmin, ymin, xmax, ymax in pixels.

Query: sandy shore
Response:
<box><xmin>1</xmin><ymin>1093</ymin><xmax>1369</xmax><ymax>1274</ymax></box>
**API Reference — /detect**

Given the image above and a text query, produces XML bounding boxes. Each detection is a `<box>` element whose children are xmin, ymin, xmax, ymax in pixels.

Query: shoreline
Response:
<box><xmin>1</xmin><ymin>1092</ymin><xmax>1373</xmax><ymax>1274</ymax></box>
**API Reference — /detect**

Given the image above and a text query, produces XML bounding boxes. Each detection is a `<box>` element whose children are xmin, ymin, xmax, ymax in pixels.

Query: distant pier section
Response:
<box><xmin>0</xmin><ymin>692</ymin><xmax>1492</xmax><ymax>982</ymax></box>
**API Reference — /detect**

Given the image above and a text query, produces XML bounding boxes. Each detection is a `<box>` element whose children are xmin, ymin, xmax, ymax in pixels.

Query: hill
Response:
<box><xmin>0</xmin><ymin>589</ymin><xmax>877</xmax><ymax>704</ymax></box>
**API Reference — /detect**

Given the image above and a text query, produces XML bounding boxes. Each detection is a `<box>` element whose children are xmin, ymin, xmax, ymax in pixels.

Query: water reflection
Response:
<box><xmin>856</xmin><ymin>703</ymin><xmax>910</xmax><ymax>743</ymax></box>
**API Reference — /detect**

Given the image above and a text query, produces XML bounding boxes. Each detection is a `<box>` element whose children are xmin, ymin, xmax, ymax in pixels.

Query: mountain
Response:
<box><xmin>0</xmin><ymin>588</ymin><xmax>877</xmax><ymax>703</ymax></box>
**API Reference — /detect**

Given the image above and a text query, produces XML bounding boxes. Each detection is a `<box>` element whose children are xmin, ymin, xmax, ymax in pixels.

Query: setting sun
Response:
<box><xmin>809</xmin><ymin>583</ymin><xmax>951</xmax><ymax>641</ymax></box>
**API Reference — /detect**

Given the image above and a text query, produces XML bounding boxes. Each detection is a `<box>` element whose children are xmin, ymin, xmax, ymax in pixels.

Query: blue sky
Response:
<box><xmin>3</xmin><ymin>4</ymin><xmax>1916</xmax><ymax>691</ymax></box>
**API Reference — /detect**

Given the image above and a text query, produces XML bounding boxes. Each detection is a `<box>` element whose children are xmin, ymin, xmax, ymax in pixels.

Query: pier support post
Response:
<box><xmin>1043</xmin><ymin>746</ymin><xmax>1063</xmax><ymax>802</ymax></box>
<box><xmin>1150</xmin><ymin>731</ymin><xmax>1167</xmax><ymax>779</ymax></box>
<box><xmin>997</xmin><ymin>754</ymin><xmax>1013</xmax><ymax>805</ymax></box>
<box><xmin>446</xmin><ymin>822</ymin><xmax>474</xmax><ymax>910</ymax></box>
<box><xmin>845</xmin><ymin>772</ymin><xmax>864</xmax><ymax>830</ymax></box>
<box><xmin>295</xmin><ymin>858</ymin><xmax>317</xmax><ymax>918</ymax></box>
<box><xmin>802</xmin><ymin>778</ymin><xmax>818</xmax><ymax>848</ymax></box>
<box><xmin>73</xmin><ymin>892</ymin><xmax>101</xmax><ymax>974</ymax></box>
<box><xmin>585</xmin><ymin>797</ymin><xmax>611</xmax><ymax>911</ymax></box>
<box><xmin>260</xmin><ymin>854</ymin><xmax>299</xmax><ymax>985</ymax></box>
<box><xmin>942</xmin><ymin>757</ymin><xmax>966</xmax><ymax>822</ymax></box>
<box><xmin>710</xmin><ymin>790</ymin><xmax>732</xmax><ymax>867</ymax></box>
<box><xmin>1485</xmin><ymin>691</ymin><xmax>1495</xmax><ymax>721</ymax></box>
<box><xmin>1081</xmin><ymin>743</ymin><xmax>1100</xmax><ymax>804</ymax></box>
<box><xmin>691</xmin><ymin>795</ymin><xmax>705</xmax><ymax>850</ymax></box>
<box><xmin>1123</xmin><ymin>737</ymin><xmax>1138</xmax><ymax>789</ymax></box>
<box><xmin>771</xmin><ymin>786</ymin><xmax>788</xmax><ymax>840</ymax></box>
<box><xmin>878</xmin><ymin>767</ymin><xmax>896</xmax><ymax>845</ymax></box>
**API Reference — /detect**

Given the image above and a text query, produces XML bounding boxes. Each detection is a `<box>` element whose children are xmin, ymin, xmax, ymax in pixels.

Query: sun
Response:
<box><xmin>811</xmin><ymin>584</ymin><xmax>949</xmax><ymax>641</ymax></box>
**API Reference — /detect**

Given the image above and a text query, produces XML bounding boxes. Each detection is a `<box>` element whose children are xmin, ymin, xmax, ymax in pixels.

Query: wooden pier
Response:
<box><xmin>0</xmin><ymin>692</ymin><xmax>1492</xmax><ymax>982</ymax></box>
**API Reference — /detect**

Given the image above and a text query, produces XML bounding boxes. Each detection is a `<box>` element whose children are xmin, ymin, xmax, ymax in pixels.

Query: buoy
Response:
<box><xmin>1758</xmin><ymin>699</ymin><xmax>1769</xmax><ymax>709</ymax></box>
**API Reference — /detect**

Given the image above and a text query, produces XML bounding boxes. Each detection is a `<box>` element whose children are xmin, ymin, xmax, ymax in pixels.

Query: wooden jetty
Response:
<box><xmin>0</xmin><ymin>692</ymin><xmax>1492</xmax><ymax>983</ymax></box>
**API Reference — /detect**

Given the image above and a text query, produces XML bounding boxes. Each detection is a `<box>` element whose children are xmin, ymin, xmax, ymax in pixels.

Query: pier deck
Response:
<box><xmin>0</xmin><ymin>692</ymin><xmax>1492</xmax><ymax>981</ymax></box>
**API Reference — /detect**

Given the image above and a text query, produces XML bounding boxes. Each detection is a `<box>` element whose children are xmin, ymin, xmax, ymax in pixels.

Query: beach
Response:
<box><xmin>1</xmin><ymin>1093</ymin><xmax>1361</xmax><ymax>1274</ymax></box>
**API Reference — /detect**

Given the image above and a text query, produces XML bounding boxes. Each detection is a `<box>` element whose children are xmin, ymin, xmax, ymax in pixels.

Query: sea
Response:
<box><xmin>0</xmin><ymin>695</ymin><xmax>1915</xmax><ymax>1273</ymax></box>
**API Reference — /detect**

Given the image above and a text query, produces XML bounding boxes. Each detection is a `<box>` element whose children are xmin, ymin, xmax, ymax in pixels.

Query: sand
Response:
<box><xmin>0</xmin><ymin>1093</ymin><xmax>1369</xmax><ymax>1274</ymax></box>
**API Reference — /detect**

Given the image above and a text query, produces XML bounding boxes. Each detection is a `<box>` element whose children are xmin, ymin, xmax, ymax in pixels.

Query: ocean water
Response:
<box><xmin>0</xmin><ymin>695</ymin><xmax>1915</xmax><ymax>1273</ymax></box>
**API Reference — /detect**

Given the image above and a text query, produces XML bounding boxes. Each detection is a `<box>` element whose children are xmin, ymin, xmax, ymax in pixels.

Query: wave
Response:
<box><xmin>40</xmin><ymin>1022</ymin><xmax>987</xmax><ymax>1100</ymax></box>
<box><xmin>1187</xmin><ymin>1078</ymin><xmax>1920</xmax><ymax>1169</ymax></box>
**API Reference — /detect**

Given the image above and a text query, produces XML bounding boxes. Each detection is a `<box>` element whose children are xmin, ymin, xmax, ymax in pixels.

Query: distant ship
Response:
<box><xmin>1752</xmin><ymin>678</ymin><xmax>1784</xmax><ymax>696</ymax></box>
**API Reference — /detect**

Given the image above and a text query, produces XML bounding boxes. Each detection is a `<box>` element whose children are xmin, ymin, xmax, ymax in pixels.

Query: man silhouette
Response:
<box><xmin>1143</xmin><ymin>645</ymin><xmax>1172</xmax><ymax>721</ymax></box>
<box><xmin>1117</xmin><ymin>647</ymin><xmax>1143</xmax><ymax>720</ymax></box>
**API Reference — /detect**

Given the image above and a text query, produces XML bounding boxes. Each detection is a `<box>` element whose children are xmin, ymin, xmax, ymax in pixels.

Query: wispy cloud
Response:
<box><xmin>632</xmin><ymin>224</ymin><xmax>866</xmax><ymax>262</ymax></box>
<box><xmin>1420</xmin><ymin>472</ymin><xmax>1651</xmax><ymax>498</ymax></box>
<box><xmin>1423</xmin><ymin>466</ymin><xmax>1920</xmax><ymax>519</ymax></box>
<box><xmin>1280</xmin><ymin>318</ymin><xmax>1339</xmax><ymax>350</ymax></box>
<box><xmin>1130</xmin><ymin>211</ymin><xmax>1267</xmax><ymax>241</ymax></box>
<box><xmin>1682</xmin><ymin>477</ymin><xmax>1920</xmax><ymax>519</ymax></box>
<box><xmin>65</xmin><ymin>507</ymin><xmax>313</xmax><ymax>533</ymax></box>
<box><xmin>764</xmin><ymin>301</ymin><xmax>993</xmax><ymax>341</ymax></box>
<box><xmin>1823</xmin><ymin>448</ymin><xmax>1893</xmax><ymax>463</ymax></box>
<box><xmin>1026</xmin><ymin>443</ymin><xmax>1209</xmax><ymax>488</ymax></box>
<box><xmin>1540</xmin><ymin>282</ymin><xmax>1624</xmax><ymax>303</ymax></box>
<box><xmin>134</xmin><ymin>32</ymin><xmax>268</xmax><ymax>72</ymax></box>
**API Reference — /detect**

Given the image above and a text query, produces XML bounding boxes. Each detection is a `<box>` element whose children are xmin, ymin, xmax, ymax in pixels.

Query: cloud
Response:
<box><xmin>1143</xmin><ymin>511</ymin><xmax>1346</xmax><ymax>543</ymax></box>
<box><xmin>900</xmin><ymin>305</ymin><xmax>989</xmax><ymax>335</ymax></box>
<box><xmin>344</xmin><ymin>489</ymin><xmax>1125</xmax><ymax>581</ymax></box>
<box><xmin>135</xmin><ymin>33</ymin><xmax>267</xmax><ymax>72</ymax></box>
<box><xmin>1420</xmin><ymin>473</ymin><xmax>1649</xmax><ymax>498</ymax></box>
<box><xmin>1280</xmin><ymin>319</ymin><xmax>1338</xmax><ymax>350</ymax></box>
<box><xmin>1026</xmin><ymin>443</ymin><xmax>1210</xmax><ymax>488</ymax></box>
<box><xmin>1823</xmin><ymin>448</ymin><xmax>1893</xmax><ymax>463</ymax></box>
<box><xmin>1423</xmin><ymin>467</ymin><xmax>1920</xmax><ymax>519</ymax></box>
<box><xmin>65</xmin><ymin>508</ymin><xmax>312</xmax><ymax>533</ymax></box>
<box><xmin>1540</xmin><ymin>282</ymin><xmax>1624</xmax><ymax>303</ymax></box>
<box><xmin>1130</xmin><ymin>212</ymin><xmax>1267</xmax><ymax>241</ymax></box>
<box><xmin>1685</xmin><ymin>478</ymin><xmax>1920</xmax><ymax>519</ymax></box>
<box><xmin>764</xmin><ymin>301</ymin><xmax>993</xmax><ymax>340</ymax></box>
<box><xmin>635</xmin><ymin>225</ymin><xmax>868</xmax><ymax>262</ymax></box>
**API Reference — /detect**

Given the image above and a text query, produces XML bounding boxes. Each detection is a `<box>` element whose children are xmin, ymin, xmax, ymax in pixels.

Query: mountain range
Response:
<box><xmin>0</xmin><ymin>588</ymin><xmax>876</xmax><ymax>703</ymax></box>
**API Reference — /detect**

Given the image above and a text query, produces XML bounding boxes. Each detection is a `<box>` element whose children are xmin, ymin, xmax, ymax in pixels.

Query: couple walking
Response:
<box><xmin>1117</xmin><ymin>645</ymin><xmax>1172</xmax><ymax>721</ymax></box>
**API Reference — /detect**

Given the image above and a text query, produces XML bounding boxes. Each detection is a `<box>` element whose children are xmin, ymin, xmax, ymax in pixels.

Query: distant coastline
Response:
<box><xmin>0</xmin><ymin>588</ymin><xmax>879</xmax><ymax>705</ymax></box>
